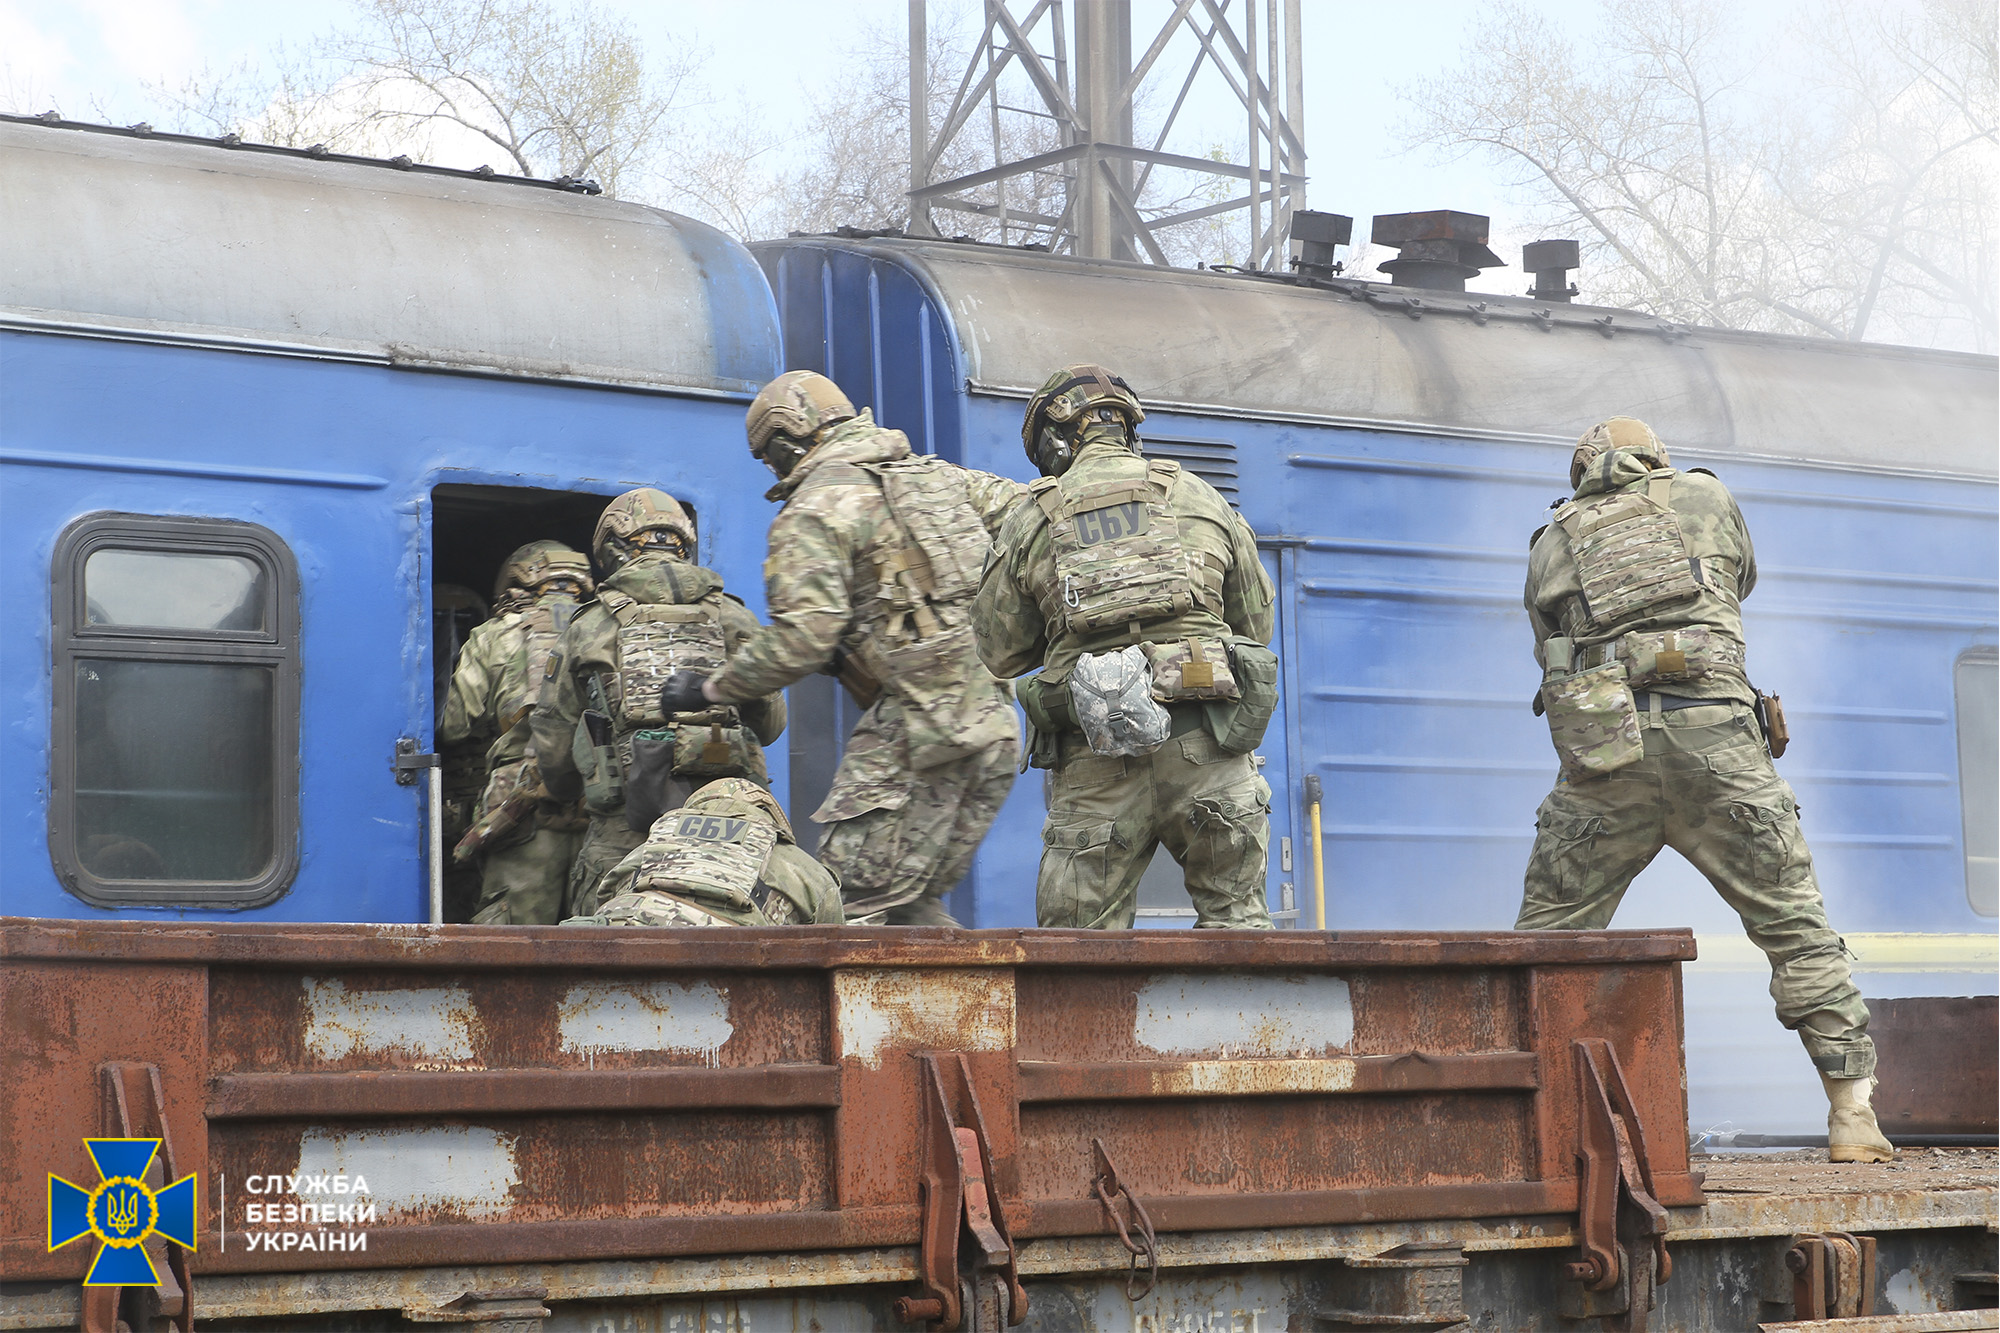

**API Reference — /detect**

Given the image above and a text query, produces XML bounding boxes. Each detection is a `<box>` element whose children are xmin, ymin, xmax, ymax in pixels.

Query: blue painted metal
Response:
<box><xmin>0</xmin><ymin>333</ymin><xmax>783</xmax><ymax>922</ymax></box>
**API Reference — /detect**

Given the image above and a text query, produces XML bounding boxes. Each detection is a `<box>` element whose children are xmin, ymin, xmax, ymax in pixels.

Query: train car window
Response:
<box><xmin>50</xmin><ymin>514</ymin><xmax>300</xmax><ymax>908</ymax></box>
<box><xmin>1957</xmin><ymin>646</ymin><xmax>1997</xmax><ymax>916</ymax></box>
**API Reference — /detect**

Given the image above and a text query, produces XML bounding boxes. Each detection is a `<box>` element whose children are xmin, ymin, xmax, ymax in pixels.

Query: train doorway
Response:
<box><xmin>426</xmin><ymin>482</ymin><xmax>679</xmax><ymax>920</ymax></box>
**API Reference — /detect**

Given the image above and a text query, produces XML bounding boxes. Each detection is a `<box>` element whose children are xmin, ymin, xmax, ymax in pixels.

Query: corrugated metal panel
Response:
<box><xmin>776</xmin><ymin>239</ymin><xmax>1997</xmax><ymax>478</ymax></box>
<box><xmin>0</xmin><ymin>119</ymin><xmax>780</xmax><ymax>394</ymax></box>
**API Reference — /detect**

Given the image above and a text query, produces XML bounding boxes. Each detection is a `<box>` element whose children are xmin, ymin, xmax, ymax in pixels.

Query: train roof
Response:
<box><xmin>0</xmin><ymin>116</ymin><xmax>779</xmax><ymax>397</ymax></box>
<box><xmin>764</xmin><ymin>237</ymin><xmax>1999</xmax><ymax>479</ymax></box>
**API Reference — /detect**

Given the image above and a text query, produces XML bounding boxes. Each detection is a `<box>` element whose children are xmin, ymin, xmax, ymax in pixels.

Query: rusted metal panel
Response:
<box><xmin>1868</xmin><ymin>997</ymin><xmax>2000</xmax><ymax>1136</ymax></box>
<box><xmin>2</xmin><ymin>919</ymin><xmax>1708</xmax><ymax>1293</ymax></box>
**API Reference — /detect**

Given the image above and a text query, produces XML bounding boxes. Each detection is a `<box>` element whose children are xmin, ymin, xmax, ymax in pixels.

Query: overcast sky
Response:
<box><xmin>3</xmin><ymin>0</ymin><xmax>1808</xmax><ymax>296</ymax></box>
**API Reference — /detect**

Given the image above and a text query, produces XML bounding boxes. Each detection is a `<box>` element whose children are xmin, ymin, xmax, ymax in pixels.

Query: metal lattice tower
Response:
<box><xmin>907</xmin><ymin>0</ymin><xmax>1306</xmax><ymax>267</ymax></box>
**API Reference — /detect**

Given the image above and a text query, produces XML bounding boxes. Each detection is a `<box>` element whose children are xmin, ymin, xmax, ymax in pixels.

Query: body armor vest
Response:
<box><xmin>1553</xmin><ymin>471</ymin><xmax>1707</xmax><ymax>633</ymax></box>
<box><xmin>598</xmin><ymin>588</ymin><xmax>752</xmax><ymax>783</ymax></box>
<box><xmin>630</xmin><ymin>811</ymin><xmax>787</xmax><ymax>922</ymax></box>
<box><xmin>1031</xmin><ymin>458</ymin><xmax>1196</xmax><ymax>641</ymax></box>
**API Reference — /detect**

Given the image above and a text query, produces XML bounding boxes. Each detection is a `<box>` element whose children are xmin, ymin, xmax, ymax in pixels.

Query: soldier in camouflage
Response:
<box><xmin>530</xmin><ymin>490</ymin><xmax>788</xmax><ymax>917</ymax></box>
<box><xmin>660</xmin><ymin>371</ymin><xmax>1024</xmax><ymax>926</ymax></box>
<box><xmin>563</xmin><ymin>778</ymin><xmax>845</xmax><ymax>927</ymax></box>
<box><xmin>971</xmin><ymin>365</ymin><xmax>1280</xmax><ymax>930</ymax></box>
<box><xmin>1518</xmin><ymin>416</ymin><xmax>1893</xmax><ymax>1162</ymax></box>
<box><xmin>438</xmin><ymin>543</ymin><xmax>593</xmax><ymax>924</ymax></box>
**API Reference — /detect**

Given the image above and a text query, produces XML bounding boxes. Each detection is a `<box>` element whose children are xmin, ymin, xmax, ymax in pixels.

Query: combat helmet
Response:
<box><xmin>1021</xmin><ymin>364</ymin><xmax>1144</xmax><ymax>475</ymax></box>
<box><xmin>1571</xmin><ymin>417</ymin><xmax>1670</xmax><ymax>490</ymax></box>
<box><xmin>745</xmin><ymin>371</ymin><xmax>858</xmax><ymax>479</ymax></box>
<box><xmin>493</xmin><ymin>540</ymin><xmax>593</xmax><ymax>610</ymax></box>
<box><xmin>682</xmin><ymin>777</ymin><xmax>795</xmax><ymax>843</ymax></box>
<box><xmin>593</xmin><ymin>488</ymin><xmax>697</xmax><ymax>572</ymax></box>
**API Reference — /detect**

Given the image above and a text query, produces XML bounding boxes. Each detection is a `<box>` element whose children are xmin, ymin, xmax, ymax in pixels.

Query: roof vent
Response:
<box><xmin>1524</xmin><ymin>239</ymin><xmax>1580</xmax><ymax>303</ymax></box>
<box><xmin>1371</xmin><ymin>210</ymin><xmax>1503</xmax><ymax>292</ymax></box>
<box><xmin>1288</xmin><ymin>210</ymin><xmax>1353</xmax><ymax>280</ymax></box>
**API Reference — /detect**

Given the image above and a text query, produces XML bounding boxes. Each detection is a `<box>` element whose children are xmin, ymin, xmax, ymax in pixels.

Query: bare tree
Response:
<box><xmin>1401</xmin><ymin>0</ymin><xmax>1997</xmax><ymax>351</ymax></box>
<box><xmin>147</xmin><ymin>0</ymin><xmax>699</xmax><ymax>200</ymax></box>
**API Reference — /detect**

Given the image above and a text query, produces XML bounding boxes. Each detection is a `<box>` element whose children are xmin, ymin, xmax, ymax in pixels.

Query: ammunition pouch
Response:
<box><xmin>575</xmin><ymin>707</ymin><xmax>624</xmax><ymax>816</ymax></box>
<box><xmin>671</xmin><ymin>710</ymin><xmax>761</xmax><ymax>781</ymax></box>
<box><xmin>1569</xmin><ymin>623</ymin><xmax>1745</xmax><ymax>693</ymax></box>
<box><xmin>1204</xmin><ymin>638</ymin><xmax>1280</xmax><ymax>755</ymax></box>
<box><xmin>1017</xmin><ymin>673</ymin><xmax>1071</xmax><ymax>771</ymax></box>
<box><xmin>1539</xmin><ymin>660</ymin><xmax>1644</xmax><ymax>780</ymax></box>
<box><xmin>1144</xmin><ymin>634</ymin><xmax>1241</xmax><ymax>702</ymax></box>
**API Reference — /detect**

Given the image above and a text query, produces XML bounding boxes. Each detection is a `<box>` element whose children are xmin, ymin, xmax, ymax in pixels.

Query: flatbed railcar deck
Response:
<box><xmin>3</xmin><ymin>920</ymin><xmax>1993</xmax><ymax>1332</ymax></box>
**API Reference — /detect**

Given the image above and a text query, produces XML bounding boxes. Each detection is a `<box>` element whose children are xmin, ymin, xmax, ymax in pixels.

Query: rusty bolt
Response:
<box><xmin>1566</xmin><ymin>1259</ymin><xmax>1601</xmax><ymax>1282</ymax></box>
<box><xmin>894</xmin><ymin>1296</ymin><xmax>946</xmax><ymax>1323</ymax></box>
<box><xmin>1785</xmin><ymin>1247</ymin><xmax>1809</xmax><ymax>1273</ymax></box>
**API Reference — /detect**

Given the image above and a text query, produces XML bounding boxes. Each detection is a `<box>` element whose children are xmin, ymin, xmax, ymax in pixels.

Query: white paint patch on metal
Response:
<box><xmin>301</xmin><ymin>977</ymin><xmax>480</xmax><ymax>1068</ymax></box>
<box><xmin>557</xmin><ymin>980</ymin><xmax>734</xmax><ymax>1065</ymax></box>
<box><xmin>834</xmin><ymin>969</ymin><xmax>1015</xmax><ymax>1069</ymax></box>
<box><xmin>1154</xmin><ymin>1058</ymin><xmax>1358</xmax><ymax>1097</ymax></box>
<box><xmin>1880</xmin><ymin>1266</ymin><xmax>1939</xmax><ymax>1315</ymax></box>
<box><xmin>1134</xmin><ymin>974</ymin><xmax>1354</xmax><ymax>1057</ymax></box>
<box><xmin>294</xmin><ymin>1126</ymin><xmax>519</xmax><ymax>1218</ymax></box>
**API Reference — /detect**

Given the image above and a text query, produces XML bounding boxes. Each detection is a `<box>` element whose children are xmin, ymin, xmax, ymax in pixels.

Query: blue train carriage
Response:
<box><xmin>755</xmin><ymin>234</ymin><xmax>1997</xmax><ymax>1132</ymax></box>
<box><xmin>0</xmin><ymin>116</ymin><xmax>783</xmax><ymax>924</ymax></box>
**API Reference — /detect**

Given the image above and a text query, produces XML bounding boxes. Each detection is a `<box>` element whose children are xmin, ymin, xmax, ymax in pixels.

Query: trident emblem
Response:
<box><xmin>48</xmin><ymin>1139</ymin><xmax>197</xmax><ymax>1286</ymax></box>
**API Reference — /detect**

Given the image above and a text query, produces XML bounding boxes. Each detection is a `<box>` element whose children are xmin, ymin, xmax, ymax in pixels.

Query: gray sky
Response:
<box><xmin>2</xmin><ymin>0</ymin><xmax>1803</xmax><ymax>296</ymax></box>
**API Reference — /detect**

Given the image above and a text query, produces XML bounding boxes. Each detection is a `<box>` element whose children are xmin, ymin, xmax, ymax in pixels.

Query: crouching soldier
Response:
<box><xmin>563</xmin><ymin>779</ymin><xmax>845</xmax><ymax>927</ymax></box>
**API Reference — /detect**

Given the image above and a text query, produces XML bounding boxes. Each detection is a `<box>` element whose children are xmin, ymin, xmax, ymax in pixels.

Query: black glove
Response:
<box><xmin>657</xmin><ymin>670</ymin><xmax>713</xmax><ymax>716</ymax></box>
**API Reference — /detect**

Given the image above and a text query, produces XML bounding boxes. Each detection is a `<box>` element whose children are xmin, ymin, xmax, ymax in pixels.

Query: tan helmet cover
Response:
<box><xmin>746</xmin><ymin>371</ymin><xmax>858</xmax><ymax>457</ymax></box>
<box><xmin>593</xmin><ymin>488</ymin><xmax>697</xmax><ymax>567</ymax></box>
<box><xmin>493</xmin><ymin>540</ymin><xmax>594</xmax><ymax>604</ymax></box>
<box><xmin>681</xmin><ymin>777</ymin><xmax>796</xmax><ymax>843</ymax></box>
<box><xmin>1020</xmin><ymin>363</ymin><xmax>1145</xmax><ymax>461</ymax></box>
<box><xmin>1572</xmin><ymin>416</ymin><xmax>1670</xmax><ymax>489</ymax></box>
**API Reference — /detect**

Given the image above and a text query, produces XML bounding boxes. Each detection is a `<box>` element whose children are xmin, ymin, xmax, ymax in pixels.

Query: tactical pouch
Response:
<box><xmin>1069</xmin><ymin>646</ymin><xmax>1171</xmax><ymax>757</ymax></box>
<box><xmin>1755</xmin><ymin>689</ymin><xmax>1790</xmax><ymax>759</ymax></box>
<box><xmin>870</xmin><ymin>622</ymin><xmax>1015</xmax><ymax>770</ymax></box>
<box><xmin>1620</xmin><ymin>623</ymin><xmax>1742</xmax><ymax>692</ymax></box>
<box><xmin>1017</xmin><ymin>674</ymin><xmax>1071</xmax><ymax>771</ymax></box>
<box><xmin>1144</xmin><ymin>635</ymin><xmax>1241</xmax><ymax>702</ymax></box>
<box><xmin>671</xmin><ymin>714</ymin><xmax>757</xmax><ymax>781</ymax></box>
<box><xmin>1540</xmin><ymin>663</ymin><xmax>1644</xmax><ymax>780</ymax></box>
<box><xmin>625</xmin><ymin>729</ymin><xmax>688</xmax><ymax>832</ymax></box>
<box><xmin>1206</xmin><ymin>639</ymin><xmax>1280</xmax><ymax>754</ymax></box>
<box><xmin>574</xmin><ymin>707</ymin><xmax>623</xmax><ymax>816</ymax></box>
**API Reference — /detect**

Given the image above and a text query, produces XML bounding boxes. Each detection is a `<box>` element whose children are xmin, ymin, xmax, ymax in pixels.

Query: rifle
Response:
<box><xmin>826</xmin><ymin>647</ymin><xmax>882</xmax><ymax>710</ymax></box>
<box><xmin>452</xmin><ymin>763</ymin><xmax>549</xmax><ymax>865</ymax></box>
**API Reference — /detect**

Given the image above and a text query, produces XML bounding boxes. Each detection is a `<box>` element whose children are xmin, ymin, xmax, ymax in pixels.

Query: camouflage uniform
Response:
<box><xmin>973</xmin><ymin>367</ymin><xmax>1278</xmax><ymax>930</ymax></box>
<box><xmin>1517</xmin><ymin>419</ymin><xmax>1885</xmax><ymax>1154</ymax></box>
<box><xmin>532</xmin><ymin>504</ymin><xmax>787</xmax><ymax>918</ymax></box>
<box><xmin>437</xmin><ymin>546</ymin><xmax>591</xmax><ymax>925</ymax></box>
<box><xmin>708</xmin><ymin>374</ymin><xmax>1025</xmax><ymax>926</ymax></box>
<box><xmin>564</xmin><ymin>779</ymin><xmax>845</xmax><ymax>927</ymax></box>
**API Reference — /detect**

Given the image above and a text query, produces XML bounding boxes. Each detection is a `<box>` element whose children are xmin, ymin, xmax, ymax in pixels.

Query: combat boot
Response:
<box><xmin>1820</xmin><ymin>1073</ymin><xmax>1895</xmax><ymax>1163</ymax></box>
